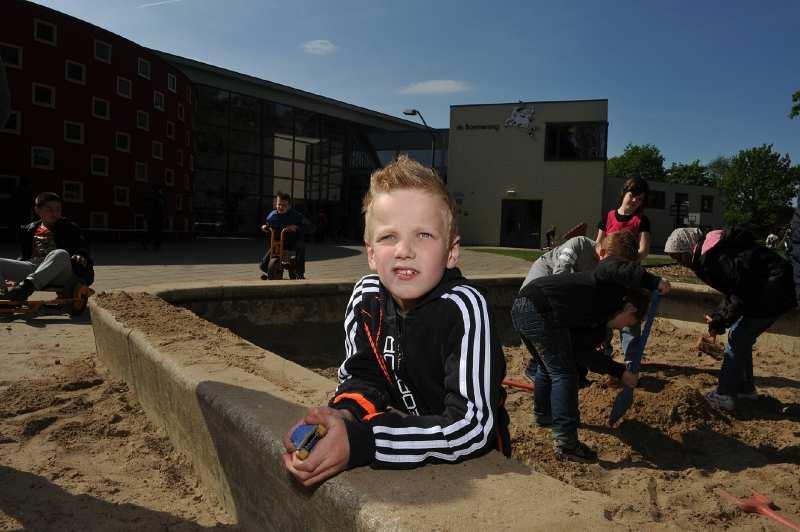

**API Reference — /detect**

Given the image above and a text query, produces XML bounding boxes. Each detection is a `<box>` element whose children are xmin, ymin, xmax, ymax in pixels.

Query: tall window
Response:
<box><xmin>166</xmin><ymin>121</ymin><xmax>175</xmax><ymax>139</ymax></box>
<box><xmin>63</xmin><ymin>181</ymin><xmax>84</xmax><ymax>203</ymax></box>
<box><xmin>31</xmin><ymin>146</ymin><xmax>54</xmax><ymax>169</ymax></box>
<box><xmin>648</xmin><ymin>190</ymin><xmax>666</xmax><ymax>210</ymax></box>
<box><xmin>65</xmin><ymin>60</ymin><xmax>86</xmax><ymax>84</ymax></box>
<box><xmin>152</xmin><ymin>141</ymin><xmax>163</xmax><ymax>160</ymax></box>
<box><xmin>138</xmin><ymin>57</ymin><xmax>151</xmax><ymax>79</ymax></box>
<box><xmin>701</xmin><ymin>195</ymin><xmax>714</xmax><ymax>213</ymax></box>
<box><xmin>544</xmin><ymin>122</ymin><xmax>607</xmax><ymax>161</ymax></box>
<box><xmin>32</xmin><ymin>83</ymin><xmax>55</xmax><ymax>108</ymax></box>
<box><xmin>34</xmin><ymin>19</ymin><xmax>57</xmax><ymax>46</ymax></box>
<box><xmin>0</xmin><ymin>43</ymin><xmax>22</xmax><ymax>69</ymax></box>
<box><xmin>135</xmin><ymin>161</ymin><xmax>148</xmax><ymax>182</ymax></box>
<box><xmin>91</xmin><ymin>155</ymin><xmax>109</xmax><ymax>176</ymax></box>
<box><xmin>154</xmin><ymin>90</ymin><xmax>165</xmax><ymax>111</ymax></box>
<box><xmin>94</xmin><ymin>39</ymin><xmax>112</xmax><ymax>63</ymax></box>
<box><xmin>115</xmin><ymin>132</ymin><xmax>131</xmax><ymax>152</ymax></box>
<box><xmin>1</xmin><ymin>110</ymin><xmax>21</xmax><ymax>134</ymax></box>
<box><xmin>164</xmin><ymin>168</ymin><xmax>175</xmax><ymax>186</ymax></box>
<box><xmin>113</xmin><ymin>186</ymin><xmax>130</xmax><ymax>206</ymax></box>
<box><xmin>92</xmin><ymin>97</ymin><xmax>110</xmax><ymax>119</ymax></box>
<box><xmin>117</xmin><ymin>77</ymin><xmax>132</xmax><ymax>99</ymax></box>
<box><xmin>168</xmin><ymin>73</ymin><xmax>177</xmax><ymax>93</ymax></box>
<box><xmin>137</xmin><ymin>110</ymin><xmax>149</xmax><ymax>131</ymax></box>
<box><xmin>64</xmin><ymin>121</ymin><xmax>84</xmax><ymax>144</ymax></box>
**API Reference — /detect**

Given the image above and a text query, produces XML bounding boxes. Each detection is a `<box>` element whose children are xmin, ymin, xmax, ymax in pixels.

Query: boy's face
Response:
<box><xmin>366</xmin><ymin>189</ymin><xmax>459</xmax><ymax>312</ymax></box>
<box><xmin>275</xmin><ymin>197</ymin><xmax>290</xmax><ymax>214</ymax></box>
<box><xmin>607</xmin><ymin>303</ymin><xmax>640</xmax><ymax>330</ymax></box>
<box><xmin>35</xmin><ymin>200</ymin><xmax>62</xmax><ymax>226</ymax></box>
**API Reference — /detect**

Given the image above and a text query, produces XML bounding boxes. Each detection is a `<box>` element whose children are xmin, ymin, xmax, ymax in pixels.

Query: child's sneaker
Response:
<box><xmin>554</xmin><ymin>441</ymin><xmax>597</xmax><ymax>463</ymax></box>
<box><xmin>706</xmin><ymin>390</ymin><xmax>735</xmax><ymax>411</ymax></box>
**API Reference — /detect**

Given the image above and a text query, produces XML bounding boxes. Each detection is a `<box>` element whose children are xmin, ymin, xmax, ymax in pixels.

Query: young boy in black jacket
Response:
<box><xmin>665</xmin><ymin>226</ymin><xmax>796</xmax><ymax>411</ymax></box>
<box><xmin>511</xmin><ymin>258</ymin><xmax>670</xmax><ymax>462</ymax></box>
<box><xmin>282</xmin><ymin>156</ymin><xmax>510</xmax><ymax>486</ymax></box>
<box><xmin>0</xmin><ymin>192</ymin><xmax>93</xmax><ymax>301</ymax></box>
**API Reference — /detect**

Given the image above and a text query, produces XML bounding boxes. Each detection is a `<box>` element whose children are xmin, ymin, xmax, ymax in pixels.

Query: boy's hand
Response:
<box><xmin>657</xmin><ymin>280</ymin><xmax>671</xmax><ymax>294</ymax></box>
<box><xmin>621</xmin><ymin>370</ymin><xmax>638</xmax><ymax>388</ymax></box>
<box><xmin>261</xmin><ymin>224</ymin><xmax>269</xmax><ymax>232</ymax></box>
<box><xmin>282</xmin><ymin>407</ymin><xmax>351</xmax><ymax>487</ymax></box>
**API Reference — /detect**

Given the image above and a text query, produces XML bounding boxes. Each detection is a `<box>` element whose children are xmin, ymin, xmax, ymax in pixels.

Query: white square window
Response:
<box><xmin>152</xmin><ymin>140</ymin><xmax>163</xmax><ymax>160</ymax></box>
<box><xmin>117</xmin><ymin>76</ymin><xmax>132</xmax><ymax>99</ymax></box>
<box><xmin>1</xmin><ymin>110</ymin><xmax>21</xmax><ymax>134</ymax></box>
<box><xmin>183</xmin><ymin>173</ymin><xmax>190</xmax><ymax>191</ymax></box>
<box><xmin>167</xmin><ymin>73</ymin><xmax>177</xmax><ymax>93</ymax></box>
<box><xmin>166</xmin><ymin>121</ymin><xmax>175</xmax><ymax>139</ymax></box>
<box><xmin>134</xmin><ymin>214</ymin><xmax>146</xmax><ymax>231</ymax></box>
<box><xmin>185</xmin><ymin>130</ymin><xmax>191</xmax><ymax>147</ymax></box>
<box><xmin>137</xmin><ymin>110</ymin><xmax>149</xmax><ymax>131</ymax></box>
<box><xmin>115</xmin><ymin>131</ymin><xmax>131</xmax><ymax>152</ymax></box>
<box><xmin>92</xmin><ymin>97</ymin><xmax>110</xmax><ymax>120</ymax></box>
<box><xmin>62</xmin><ymin>181</ymin><xmax>84</xmax><ymax>203</ymax></box>
<box><xmin>138</xmin><ymin>57</ymin><xmax>151</xmax><ymax>79</ymax></box>
<box><xmin>113</xmin><ymin>186</ymin><xmax>130</xmax><ymax>206</ymax></box>
<box><xmin>176</xmin><ymin>194</ymin><xmax>183</xmax><ymax>211</ymax></box>
<box><xmin>64</xmin><ymin>121</ymin><xmax>84</xmax><ymax>144</ymax></box>
<box><xmin>0</xmin><ymin>43</ymin><xmax>23</xmax><ymax>69</ymax></box>
<box><xmin>65</xmin><ymin>60</ymin><xmax>85</xmax><ymax>84</ymax></box>
<box><xmin>91</xmin><ymin>154</ymin><xmax>109</xmax><ymax>176</ymax></box>
<box><xmin>0</xmin><ymin>175</ymin><xmax>21</xmax><ymax>200</ymax></box>
<box><xmin>177</xmin><ymin>102</ymin><xmax>185</xmax><ymax>122</ymax></box>
<box><xmin>164</xmin><ymin>168</ymin><xmax>175</xmax><ymax>186</ymax></box>
<box><xmin>31</xmin><ymin>146</ymin><xmax>54</xmax><ymax>170</ymax></box>
<box><xmin>135</xmin><ymin>161</ymin><xmax>148</xmax><ymax>182</ymax></box>
<box><xmin>90</xmin><ymin>211</ymin><xmax>108</xmax><ymax>230</ymax></box>
<box><xmin>176</xmin><ymin>149</ymin><xmax>183</xmax><ymax>167</ymax></box>
<box><xmin>94</xmin><ymin>39</ymin><xmax>112</xmax><ymax>63</ymax></box>
<box><xmin>153</xmin><ymin>90</ymin><xmax>165</xmax><ymax>111</ymax></box>
<box><xmin>32</xmin><ymin>83</ymin><xmax>55</xmax><ymax>108</ymax></box>
<box><xmin>34</xmin><ymin>19</ymin><xmax>57</xmax><ymax>46</ymax></box>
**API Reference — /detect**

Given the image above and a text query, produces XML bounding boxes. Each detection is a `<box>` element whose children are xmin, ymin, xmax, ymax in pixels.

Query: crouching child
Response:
<box><xmin>282</xmin><ymin>156</ymin><xmax>511</xmax><ymax>486</ymax></box>
<box><xmin>511</xmin><ymin>257</ymin><xmax>669</xmax><ymax>462</ymax></box>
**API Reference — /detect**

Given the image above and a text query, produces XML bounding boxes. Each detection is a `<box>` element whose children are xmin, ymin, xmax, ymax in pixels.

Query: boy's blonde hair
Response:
<box><xmin>362</xmin><ymin>155</ymin><xmax>458</xmax><ymax>244</ymax></box>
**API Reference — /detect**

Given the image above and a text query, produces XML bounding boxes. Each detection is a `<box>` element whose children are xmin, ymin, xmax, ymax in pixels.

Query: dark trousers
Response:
<box><xmin>717</xmin><ymin>315</ymin><xmax>779</xmax><ymax>395</ymax></box>
<box><xmin>511</xmin><ymin>297</ymin><xmax>579</xmax><ymax>447</ymax></box>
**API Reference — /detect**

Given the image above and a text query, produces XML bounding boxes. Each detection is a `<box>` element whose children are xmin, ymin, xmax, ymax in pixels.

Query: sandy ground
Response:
<box><xmin>504</xmin><ymin>320</ymin><xmax>800</xmax><ymax>530</ymax></box>
<box><xmin>0</xmin><ymin>311</ymin><xmax>235</xmax><ymax>531</ymax></box>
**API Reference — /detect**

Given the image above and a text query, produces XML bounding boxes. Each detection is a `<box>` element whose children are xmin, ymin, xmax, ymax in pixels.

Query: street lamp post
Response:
<box><xmin>403</xmin><ymin>108</ymin><xmax>436</xmax><ymax>169</ymax></box>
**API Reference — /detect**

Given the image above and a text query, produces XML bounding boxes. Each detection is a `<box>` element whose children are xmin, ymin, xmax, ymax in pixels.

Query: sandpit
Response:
<box><xmin>92</xmin><ymin>289</ymin><xmax>800</xmax><ymax>531</ymax></box>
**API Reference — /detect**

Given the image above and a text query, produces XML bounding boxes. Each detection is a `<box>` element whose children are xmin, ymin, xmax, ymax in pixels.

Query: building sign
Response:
<box><xmin>455</xmin><ymin>123</ymin><xmax>500</xmax><ymax>131</ymax></box>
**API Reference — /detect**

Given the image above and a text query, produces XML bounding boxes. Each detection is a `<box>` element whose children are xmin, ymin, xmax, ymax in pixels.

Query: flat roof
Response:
<box><xmin>451</xmin><ymin>98</ymin><xmax>608</xmax><ymax>109</ymax></box>
<box><xmin>157</xmin><ymin>51</ymin><xmax>426</xmax><ymax>131</ymax></box>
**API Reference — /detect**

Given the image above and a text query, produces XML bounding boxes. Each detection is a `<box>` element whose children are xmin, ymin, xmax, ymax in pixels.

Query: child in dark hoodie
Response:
<box><xmin>512</xmin><ymin>257</ymin><xmax>669</xmax><ymax>462</ymax></box>
<box><xmin>282</xmin><ymin>156</ymin><xmax>510</xmax><ymax>486</ymax></box>
<box><xmin>665</xmin><ymin>226</ymin><xmax>796</xmax><ymax>411</ymax></box>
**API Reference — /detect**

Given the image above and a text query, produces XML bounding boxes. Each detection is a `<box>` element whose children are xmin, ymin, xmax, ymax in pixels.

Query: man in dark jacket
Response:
<box><xmin>665</xmin><ymin>226</ymin><xmax>796</xmax><ymax>411</ymax></box>
<box><xmin>1</xmin><ymin>192</ymin><xmax>93</xmax><ymax>302</ymax></box>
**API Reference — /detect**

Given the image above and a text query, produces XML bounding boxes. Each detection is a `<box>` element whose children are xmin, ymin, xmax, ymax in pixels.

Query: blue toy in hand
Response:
<box><xmin>290</xmin><ymin>423</ymin><xmax>328</xmax><ymax>460</ymax></box>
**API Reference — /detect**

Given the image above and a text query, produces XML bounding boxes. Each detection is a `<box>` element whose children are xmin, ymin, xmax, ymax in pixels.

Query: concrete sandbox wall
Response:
<box><xmin>89</xmin><ymin>277</ymin><xmax>799</xmax><ymax>531</ymax></box>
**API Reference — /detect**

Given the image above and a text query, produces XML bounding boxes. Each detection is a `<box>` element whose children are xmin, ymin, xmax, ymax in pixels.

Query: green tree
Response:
<box><xmin>791</xmin><ymin>89</ymin><xmax>800</xmax><ymax>119</ymax></box>
<box><xmin>706</xmin><ymin>156</ymin><xmax>731</xmax><ymax>183</ymax></box>
<box><xmin>607</xmin><ymin>143</ymin><xmax>666</xmax><ymax>180</ymax></box>
<box><xmin>664</xmin><ymin>159</ymin><xmax>713</xmax><ymax>187</ymax></box>
<box><xmin>720</xmin><ymin>144</ymin><xmax>799</xmax><ymax>232</ymax></box>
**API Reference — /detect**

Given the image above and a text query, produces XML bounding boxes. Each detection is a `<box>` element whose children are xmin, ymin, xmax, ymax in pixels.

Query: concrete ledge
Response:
<box><xmin>89</xmin><ymin>283</ymin><xmax>619</xmax><ymax>531</ymax></box>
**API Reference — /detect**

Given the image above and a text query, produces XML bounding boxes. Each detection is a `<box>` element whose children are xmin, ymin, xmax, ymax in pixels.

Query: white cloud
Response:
<box><xmin>302</xmin><ymin>40</ymin><xmax>337</xmax><ymax>55</ymax></box>
<box><xmin>399</xmin><ymin>80</ymin><xmax>471</xmax><ymax>95</ymax></box>
<box><xmin>138</xmin><ymin>0</ymin><xmax>182</xmax><ymax>7</ymax></box>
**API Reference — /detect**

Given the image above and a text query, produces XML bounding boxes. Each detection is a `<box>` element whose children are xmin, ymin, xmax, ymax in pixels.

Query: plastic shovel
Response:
<box><xmin>608</xmin><ymin>290</ymin><xmax>661</xmax><ymax>427</ymax></box>
<box><xmin>719</xmin><ymin>489</ymin><xmax>800</xmax><ymax>531</ymax></box>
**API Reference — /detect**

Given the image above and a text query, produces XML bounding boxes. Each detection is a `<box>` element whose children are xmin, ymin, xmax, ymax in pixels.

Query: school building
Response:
<box><xmin>0</xmin><ymin>0</ymin><xmax>724</xmax><ymax>246</ymax></box>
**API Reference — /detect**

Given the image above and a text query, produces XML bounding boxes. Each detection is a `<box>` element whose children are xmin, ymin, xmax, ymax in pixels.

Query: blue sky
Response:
<box><xmin>34</xmin><ymin>0</ymin><xmax>800</xmax><ymax>166</ymax></box>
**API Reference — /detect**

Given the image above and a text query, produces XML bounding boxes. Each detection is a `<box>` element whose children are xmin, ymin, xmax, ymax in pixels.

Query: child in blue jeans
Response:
<box><xmin>511</xmin><ymin>257</ymin><xmax>669</xmax><ymax>462</ymax></box>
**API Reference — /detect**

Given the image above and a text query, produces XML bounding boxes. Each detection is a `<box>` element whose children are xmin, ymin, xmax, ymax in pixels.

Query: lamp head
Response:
<box><xmin>403</xmin><ymin>109</ymin><xmax>419</xmax><ymax>116</ymax></box>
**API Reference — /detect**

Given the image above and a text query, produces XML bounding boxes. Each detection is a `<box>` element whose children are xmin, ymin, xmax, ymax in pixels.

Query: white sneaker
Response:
<box><xmin>706</xmin><ymin>390</ymin><xmax>735</xmax><ymax>411</ymax></box>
